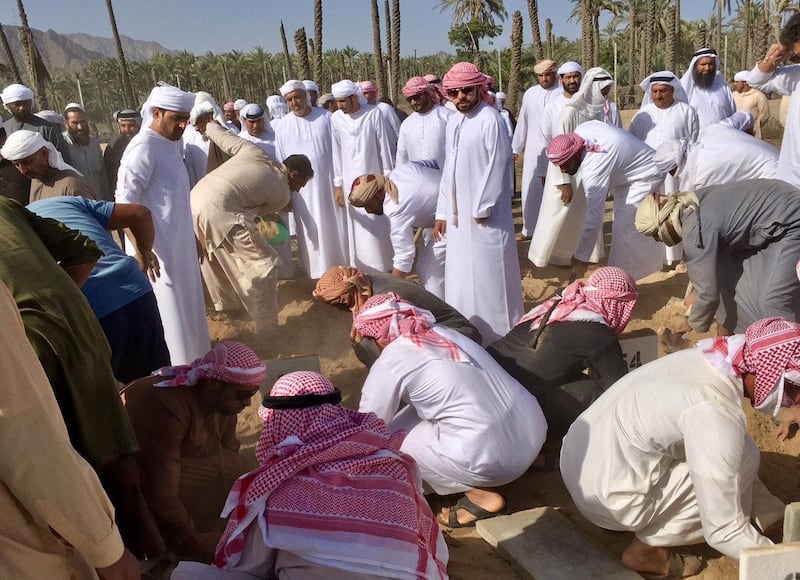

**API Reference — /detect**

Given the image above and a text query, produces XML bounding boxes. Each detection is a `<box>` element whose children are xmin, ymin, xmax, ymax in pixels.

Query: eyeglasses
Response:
<box><xmin>445</xmin><ymin>86</ymin><xmax>475</xmax><ymax>98</ymax></box>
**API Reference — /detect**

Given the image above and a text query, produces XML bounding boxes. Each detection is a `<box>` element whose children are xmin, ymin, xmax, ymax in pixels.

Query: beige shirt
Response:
<box><xmin>734</xmin><ymin>88</ymin><xmax>771</xmax><ymax>138</ymax></box>
<box><xmin>30</xmin><ymin>168</ymin><xmax>97</xmax><ymax>203</ymax></box>
<box><xmin>191</xmin><ymin>123</ymin><xmax>290</xmax><ymax>253</ymax></box>
<box><xmin>0</xmin><ymin>280</ymin><xmax>123</xmax><ymax>579</ymax></box>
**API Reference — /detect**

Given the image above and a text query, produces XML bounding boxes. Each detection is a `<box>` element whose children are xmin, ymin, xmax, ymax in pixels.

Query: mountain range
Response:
<box><xmin>0</xmin><ymin>24</ymin><xmax>176</xmax><ymax>77</ymax></box>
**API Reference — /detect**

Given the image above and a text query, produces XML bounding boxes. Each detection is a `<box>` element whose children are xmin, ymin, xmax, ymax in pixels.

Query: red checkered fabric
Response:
<box><xmin>516</xmin><ymin>267</ymin><xmax>638</xmax><ymax>335</ymax></box>
<box><xmin>442</xmin><ymin>62</ymin><xmax>486</xmax><ymax>90</ymax></box>
<box><xmin>353</xmin><ymin>293</ymin><xmax>471</xmax><ymax>363</ymax></box>
<box><xmin>153</xmin><ymin>341</ymin><xmax>266</xmax><ymax>387</ymax></box>
<box><xmin>546</xmin><ymin>133</ymin><xmax>586</xmax><ymax>166</ymax></box>
<box><xmin>700</xmin><ymin>317</ymin><xmax>800</xmax><ymax>410</ymax></box>
<box><xmin>213</xmin><ymin>371</ymin><xmax>447</xmax><ymax>577</ymax></box>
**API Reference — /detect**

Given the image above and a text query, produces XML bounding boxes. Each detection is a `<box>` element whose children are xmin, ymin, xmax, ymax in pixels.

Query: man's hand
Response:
<box><xmin>778</xmin><ymin>406</ymin><xmax>800</xmax><ymax>441</ymax></box>
<box><xmin>195</xmin><ymin>237</ymin><xmax>205</xmax><ymax>265</ymax></box>
<box><xmin>433</xmin><ymin>220</ymin><xmax>447</xmax><ymax>241</ymax></box>
<box><xmin>334</xmin><ymin>186</ymin><xmax>345</xmax><ymax>208</ymax></box>
<box><xmin>391</xmin><ymin>268</ymin><xmax>408</xmax><ymax>279</ymax></box>
<box><xmin>136</xmin><ymin>249</ymin><xmax>161</xmax><ymax>282</ymax></box>
<box><xmin>558</xmin><ymin>183</ymin><xmax>573</xmax><ymax>205</ymax></box>
<box><xmin>474</xmin><ymin>217</ymin><xmax>488</xmax><ymax>225</ymax></box>
<box><xmin>758</xmin><ymin>43</ymin><xmax>790</xmax><ymax>73</ymax></box>
<box><xmin>95</xmin><ymin>549</ymin><xmax>140</xmax><ymax>580</ymax></box>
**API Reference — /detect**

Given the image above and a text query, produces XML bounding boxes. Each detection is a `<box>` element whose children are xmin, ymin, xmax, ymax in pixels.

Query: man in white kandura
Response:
<box><xmin>330</xmin><ymin>79</ymin><xmax>395</xmax><ymax>273</ymax></box>
<box><xmin>433</xmin><ymin>62</ymin><xmax>523</xmax><ymax>345</ymax></box>
<box><xmin>396</xmin><ymin>76</ymin><xmax>452</xmax><ymax>168</ymax></box>
<box><xmin>680</xmin><ymin>47</ymin><xmax>736</xmax><ymax>129</ymax></box>
<box><xmin>355</xmin><ymin>293</ymin><xmax>546</xmax><ymax>529</ymax></box>
<box><xmin>561</xmin><ymin>316</ymin><xmax>795</xmax><ymax>578</ymax></box>
<box><xmin>275</xmin><ymin>80</ymin><xmax>348</xmax><ymax>279</ymax></box>
<box><xmin>349</xmin><ymin>159</ymin><xmax>446</xmax><ymax>298</ymax></box>
<box><xmin>629</xmin><ymin>71</ymin><xmax>699</xmax><ymax>267</ymax></box>
<box><xmin>116</xmin><ymin>84</ymin><xmax>210</xmax><ymax>365</ymax></box>
<box><xmin>512</xmin><ymin>59</ymin><xmax>560</xmax><ymax>240</ymax></box>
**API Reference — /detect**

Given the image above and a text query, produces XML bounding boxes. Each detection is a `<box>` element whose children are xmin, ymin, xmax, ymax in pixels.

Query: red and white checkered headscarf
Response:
<box><xmin>152</xmin><ymin>341</ymin><xmax>266</xmax><ymax>387</ymax></box>
<box><xmin>214</xmin><ymin>371</ymin><xmax>448</xmax><ymax>578</ymax></box>
<box><xmin>402</xmin><ymin>76</ymin><xmax>439</xmax><ymax>102</ymax></box>
<box><xmin>546</xmin><ymin>133</ymin><xmax>587</xmax><ymax>166</ymax></box>
<box><xmin>516</xmin><ymin>267</ymin><xmax>638</xmax><ymax>335</ymax></box>
<box><xmin>353</xmin><ymin>293</ymin><xmax>472</xmax><ymax>363</ymax></box>
<box><xmin>699</xmin><ymin>317</ymin><xmax>800</xmax><ymax>416</ymax></box>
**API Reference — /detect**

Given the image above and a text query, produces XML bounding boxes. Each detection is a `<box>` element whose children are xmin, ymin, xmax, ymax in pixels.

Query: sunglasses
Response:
<box><xmin>445</xmin><ymin>86</ymin><xmax>475</xmax><ymax>98</ymax></box>
<box><xmin>406</xmin><ymin>93</ymin><xmax>426</xmax><ymax>102</ymax></box>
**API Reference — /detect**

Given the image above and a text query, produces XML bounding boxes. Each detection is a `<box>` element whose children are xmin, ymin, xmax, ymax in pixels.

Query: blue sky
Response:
<box><xmin>1</xmin><ymin>1</ymin><xmax>727</xmax><ymax>57</ymax></box>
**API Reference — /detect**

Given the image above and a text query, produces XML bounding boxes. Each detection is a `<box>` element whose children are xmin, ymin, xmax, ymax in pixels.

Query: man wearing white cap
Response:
<box><xmin>396</xmin><ymin>76</ymin><xmax>452</xmax><ymax>169</ymax></box>
<box><xmin>302</xmin><ymin>79</ymin><xmax>319</xmax><ymax>107</ymax></box>
<box><xmin>1</xmin><ymin>83</ymin><xmax>72</xmax><ymax>164</ymax></box>
<box><xmin>62</xmin><ymin>103</ymin><xmax>110</xmax><ymax>200</ymax></box>
<box><xmin>1</xmin><ymin>129</ymin><xmax>96</xmax><ymax>203</ymax></box>
<box><xmin>680</xmin><ymin>48</ymin><xmax>736</xmax><ymax>129</ymax></box>
<box><xmin>330</xmin><ymin>79</ymin><xmax>395</xmax><ymax>273</ymax></box>
<box><xmin>629</xmin><ymin>71</ymin><xmax>699</xmax><ymax>266</ymax></box>
<box><xmin>276</xmin><ymin>80</ymin><xmax>348</xmax><ymax>278</ymax></box>
<box><xmin>512</xmin><ymin>59</ymin><xmax>561</xmax><ymax>241</ymax></box>
<box><xmin>116</xmin><ymin>84</ymin><xmax>211</xmax><ymax>365</ymax></box>
<box><xmin>732</xmin><ymin>70</ymin><xmax>770</xmax><ymax>139</ymax></box>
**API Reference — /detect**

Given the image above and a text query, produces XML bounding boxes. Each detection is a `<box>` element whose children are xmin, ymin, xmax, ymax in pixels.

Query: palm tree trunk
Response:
<box><xmin>666</xmin><ymin>5</ymin><xmax>677</xmax><ymax>73</ymax></box>
<box><xmin>545</xmin><ymin>18</ymin><xmax>554</xmax><ymax>59</ymax></box>
<box><xmin>384</xmin><ymin>0</ymin><xmax>393</xmax><ymax>96</ymax></box>
<box><xmin>507</xmin><ymin>10</ymin><xmax>523</xmax><ymax>114</ymax></box>
<box><xmin>314</xmin><ymin>0</ymin><xmax>323</xmax><ymax>83</ymax></box>
<box><xmin>0</xmin><ymin>22</ymin><xmax>21</xmax><ymax>83</ymax></box>
<box><xmin>105</xmin><ymin>0</ymin><xmax>136</xmax><ymax>106</ymax></box>
<box><xmin>644</xmin><ymin>0</ymin><xmax>655</xmax><ymax>78</ymax></box>
<box><xmin>370</xmin><ymin>0</ymin><xmax>387</xmax><ymax>89</ymax></box>
<box><xmin>526</xmin><ymin>0</ymin><xmax>543</xmax><ymax>61</ymax></box>
<box><xmin>280</xmin><ymin>21</ymin><xmax>295</xmax><ymax>79</ymax></box>
<box><xmin>294</xmin><ymin>27</ymin><xmax>311</xmax><ymax>80</ymax></box>
<box><xmin>580</xmin><ymin>0</ymin><xmax>593</xmax><ymax>68</ymax></box>
<box><xmin>392</xmin><ymin>0</ymin><xmax>401</xmax><ymax>103</ymax></box>
<box><xmin>16</xmin><ymin>0</ymin><xmax>49</xmax><ymax>108</ymax></box>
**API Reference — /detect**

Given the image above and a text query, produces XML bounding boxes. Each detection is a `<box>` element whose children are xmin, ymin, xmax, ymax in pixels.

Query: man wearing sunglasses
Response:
<box><xmin>433</xmin><ymin>62</ymin><xmax>523</xmax><ymax>346</ymax></box>
<box><xmin>396</xmin><ymin>76</ymin><xmax>452</xmax><ymax>168</ymax></box>
<box><xmin>748</xmin><ymin>12</ymin><xmax>800</xmax><ymax>189</ymax></box>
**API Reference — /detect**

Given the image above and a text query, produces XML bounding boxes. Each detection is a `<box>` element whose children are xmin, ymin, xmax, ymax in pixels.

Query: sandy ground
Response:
<box><xmin>196</xmin><ymin>193</ymin><xmax>800</xmax><ymax>580</ymax></box>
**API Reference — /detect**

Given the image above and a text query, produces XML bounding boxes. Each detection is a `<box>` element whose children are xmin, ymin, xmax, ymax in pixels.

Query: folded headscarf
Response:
<box><xmin>699</xmin><ymin>317</ymin><xmax>800</xmax><ymax>416</ymax></box>
<box><xmin>234</xmin><ymin>98</ymin><xmax>247</xmax><ymax>110</ymax></box>
<box><xmin>312</xmin><ymin>266</ymin><xmax>374</xmax><ymax>319</ymax></box>
<box><xmin>546</xmin><ymin>133</ymin><xmax>586</xmax><ymax>166</ymax></box>
<box><xmin>534</xmin><ymin>59</ymin><xmax>556</xmax><ymax>74</ymax></box>
<box><xmin>639</xmin><ymin>71</ymin><xmax>689</xmax><ymax>107</ymax></box>
<box><xmin>141</xmin><ymin>84</ymin><xmax>195</xmax><ymax>128</ymax></box>
<box><xmin>213</xmin><ymin>370</ymin><xmax>448</xmax><ymax>577</ymax></box>
<box><xmin>565</xmin><ymin>66</ymin><xmax>614</xmax><ymax>120</ymax></box>
<box><xmin>634</xmin><ymin>191</ymin><xmax>699</xmax><ymax>247</ymax></box>
<box><xmin>192</xmin><ymin>91</ymin><xmax>227</xmax><ymax>126</ymax></box>
<box><xmin>402</xmin><ymin>76</ymin><xmax>437</xmax><ymax>102</ymax></box>
<box><xmin>348</xmin><ymin>173</ymin><xmax>399</xmax><ymax>206</ymax></box>
<box><xmin>114</xmin><ymin>109</ymin><xmax>141</xmax><ymax>123</ymax></box>
<box><xmin>241</xmin><ymin>103</ymin><xmax>265</xmax><ymax>121</ymax></box>
<box><xmin>279</xmin><ymin>80</ymin><xmax>306</xmax><ymax>97</ymax></box>
<box><xmin>1</xmin><ymin>83</ymin><xmax>34</xmax><ymax>105</ymax></box>
<box><xmin>734</xmin><ymin>70</ymin><xmax>750</xmax><ymax>83</ymax></box>
<box><xmin>354</xmin><ymin>293</ymin><xmax>471</xmax><ymax>363</ymax></box>
<box><xmin>516</xmin><ymin>267</ymin><xmax>638</xmax><ymax>335</ymax></box>
<box><xmin>680</xmin><ymin>48</ymin><xmax>723</xmax><ymax>101</ymax></box>
<box><xmin>35</xmin><ymin>110</ymin><xmax>64</xmax><ymax>125</ymax></box>
<box><xmin>152</xmin><ymin>341</ymin><xmax>266</xmax><ymax>387</ymax></box>
<box><xmin>0</xmin><ymin>130</ymin><xmax>80</xmax><ymax>175</ymax></box>
<box><xmin>557</xmin><ymin>61</ymin><xmax>584</xmax><ymax>76</ymax></box>
<box><xmin>442</xmin><ymin>61</ymin><xmax>486</xmax><ymax>91</ymax></box>
<box><xmin>358</xmin><ymin>80</ymin><xmax>378</xmax><ymax>94</ymax></box>
<box><xmin>331</xmin><ymin>79</ymin><xmax>360</xmax><ymax>98</ymax></box>
<box><xmin>302</xmin><ymin>80</ymin><xmax>319</xmax><ymax>93</ymax></box>
<box><xmin>266</xmin><ymin>95</ymin><xmax>288</xmax><ymax>120</ymax></box>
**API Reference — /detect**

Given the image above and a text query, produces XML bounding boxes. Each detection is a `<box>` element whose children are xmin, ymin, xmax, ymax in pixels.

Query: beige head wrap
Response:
<box><xmin>635</xmin><ymin>191</ymin><xmax>699</xmax><ymax>247</ymax></box>
<box><xmin>533</xmin><ymin>59</ymin><xmax>556</xmax><ymax>74</ymax></box>
<box><xmin>348</xmin><ymin>174</ymin><xmax>399</xmax><ymax>206</ymax></box>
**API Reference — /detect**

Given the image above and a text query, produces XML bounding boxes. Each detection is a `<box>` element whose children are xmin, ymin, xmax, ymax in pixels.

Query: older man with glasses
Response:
<box><xmin>433</xmin><ymin>62</ymin><xmax>523</xmax><ymax>345</ymax></box>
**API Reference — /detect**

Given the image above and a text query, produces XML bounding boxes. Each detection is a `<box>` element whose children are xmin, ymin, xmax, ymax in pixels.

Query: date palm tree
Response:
<box><xmin>314</xmin><ymin>0</ymin><xmax>323</xmax><ymax>83</ymax></box>
<box><xmin>370</xmin><ymin>0</ymin><xmax>387</xmax><ymax>88</ymax></box>
<box><xmin>0</xmin><ymin>22</ymin><xmax>21</xmax><ymax>83</ymax></box>
<box><xmin>506</xmin><ymin>10</ymin><xmax>523</xmax><ymax>113</ymax></box>
<box><xmin>526</xmin><ymin>0</ymin><xmax>543</xmax><ymax>60</ymax></box>
<box><xmin>16</xmin><ymin>0</ymin><xmax>49</xmax><ymax>108</ymax></box>
<box><xmin>104</xmin><ymin>0</ymin><xmax>135</xmax><ymax>106</ymax></box>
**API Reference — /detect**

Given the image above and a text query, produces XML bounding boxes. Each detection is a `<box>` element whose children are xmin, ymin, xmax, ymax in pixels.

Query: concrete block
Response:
<box><xmin>619</xmin><ymin>328</ymin><xmax>658</xmax><ymax>370</ymax></box>
<box><xmin>784</xmin><ymin>502</ymin><xmax>800</xmax><ymax>543</ymax></box>
<box><xmin>476</xmin><ymin>507</ymin><xmax>642</xmax><ymax>580</ymax></box>
<box><xmin>740</xmin><ymin>542</ymin><xmax>800</xmax><ymax>580</ymax></box>
<box><xmin>261</xmin><ymin>355</ymin><xmax>320</xmax><ymax>396</ymax></box>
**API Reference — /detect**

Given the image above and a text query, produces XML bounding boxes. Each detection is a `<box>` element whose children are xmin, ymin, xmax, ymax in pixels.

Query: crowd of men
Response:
<box><xmin>3</xmin><ymin>11</ymin><xmax>800</xmax><ymax>579</ymax></box>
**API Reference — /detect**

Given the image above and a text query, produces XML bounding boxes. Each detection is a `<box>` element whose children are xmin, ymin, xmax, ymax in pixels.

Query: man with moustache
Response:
<box><xmin>276</xmin><ymin>80</ymin><xmax>348</xmax><ymax>279</ymax></box>
<box><xmin>116</xmin><ymin>84</ymin><xmax>210</xmax><ymax>365</ymax></box>
<box><xmin>396</xmin><ymin>76</ymin><xmax>452</xmax><ymax>168</ymax></box>
<box><xmin>433</xmin><ymin>62</ymin><xmax>523</xmax><ymax>345</ymax></box>
<box><xmin>62</xmin><ymin>104</ymin><xmax>109</xmax><ymax>200</ymax></box>
<box><xmin>680</xmin><ymin>48</ymin><xmax>736</xmax><ymax>128</ymax></box>
<box><xmin>103</xmin><ymin>109</ymin><xmax>140</xmax><ymax>194</ymax></box>
<box><xmin>512</xmin><ymin>59</ymin><xmax>561</xmax><ymax>240</ymax></box>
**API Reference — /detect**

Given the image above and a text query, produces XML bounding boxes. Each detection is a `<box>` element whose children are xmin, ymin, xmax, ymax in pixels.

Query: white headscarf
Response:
<box><xmin>35</xmin><ymin>110</ymin><xmax>65</xmax><ymax>125</ymax></box>
<box><xmin>141</xmin><ymin>84</ymin><xmax>195</xmax><ymax>128</ymax></box>
<box><xmin>233</xmin><ymin>98</ymin><xmax>247</xmax><ymax>111</ymax></box>
<box><xmin>557</xmin><ymin>61</ymin><xmax>584</xmax><ymax>76</ymax></box>
<box><xmin>639</xmin><ymin>71</ymin><xmax>689</xmax><ymax>107</ymax></box>
<box><xmin>1</xmin><ymin>83</ymin><xmax>34</xmax><ymax>106</ymax></box>
<box><xmin>331</xmin><ymin>80</ymin><xmax>367</xmax><ymax>104</ymax></box>
<box><xmin>240</xmin><ymin>103</ymin><xmax>272</xmax><ymax>136</ymax></box>
<box><xmin>715</xmin><ymin>111</ymin><xmax>753</xmax><ymax>131</ymax></box>
<box><xmin>279</xmin><ymin>80</ymin><xmax>306</xmax><ymax>97</ymax></box>
<box><xmin>565</xmin><ymin>66</ymin><xmax>614</xmax><ymax>120</ymax></box>
<box><xmin>653</xmin><ymin>138</ymin><xmax>691</xmax><ymax>175</ymax></box>
<box><xmin>265</xmin><ymin>95</ymin><xmax>288</xmax><ymax>120</ymax></box>
<box><xmin>733</xmin><ymin>70</ymin><xmax>750</xmax><ymax>83</ymax></box>
<box><xmin>0</xmin><ymin>130</ymin><xmax>81</xmax><ymax>175</ymax></box>
<box><xmin>680</xmin><ymin>48</ymin><xmax>725</xmax><ymax>100</ymax></box>
<box><xmin>302</xmin><ymin>80</ymin><xmax>319</xmax><ymax>93</ymax></box>
<box><xmin>191</xmin><ymin>91</ymin><xmax>227</xmax><ymax>126</ymax></box>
